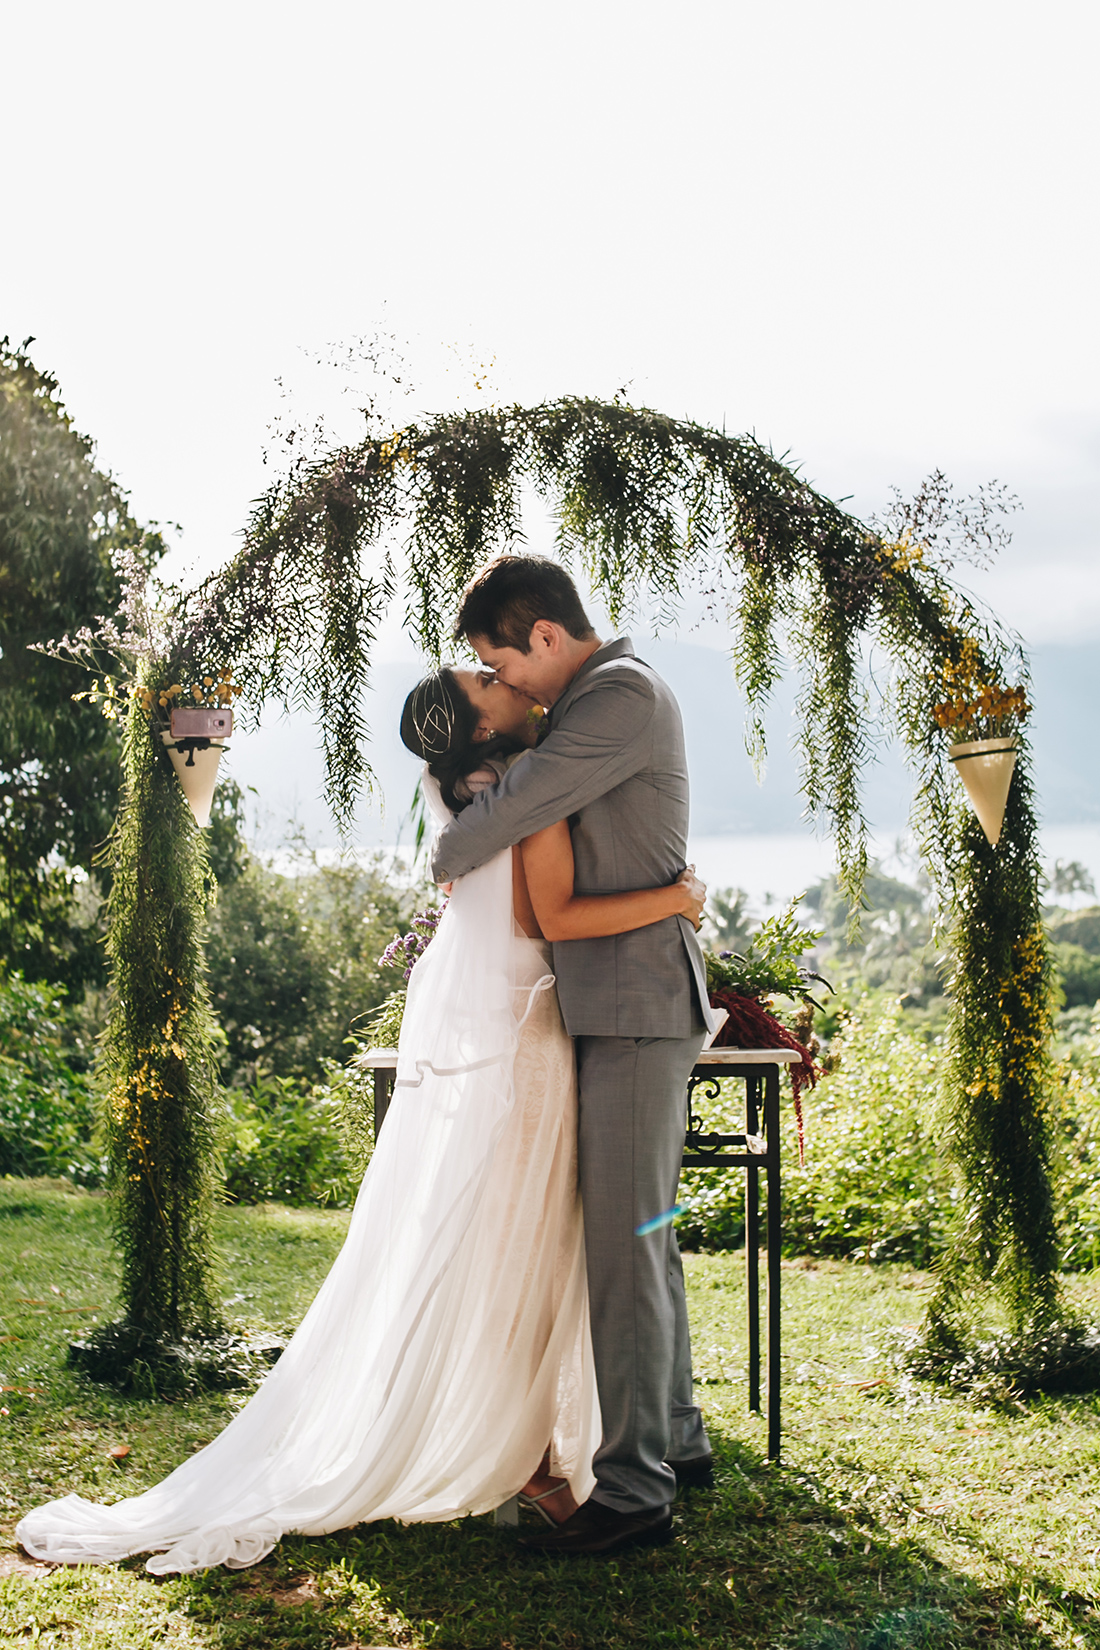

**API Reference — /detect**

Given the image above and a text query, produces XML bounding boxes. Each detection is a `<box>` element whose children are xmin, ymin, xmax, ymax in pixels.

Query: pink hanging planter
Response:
<box><xmin>160</xmin><ymin>707</ymin><xmax>234</xmax><ymax>828</ymax></box>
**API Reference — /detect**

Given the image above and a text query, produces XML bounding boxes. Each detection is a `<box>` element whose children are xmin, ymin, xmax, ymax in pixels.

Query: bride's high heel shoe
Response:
<box><xmin>519</xmin><ymin>1447</ymin><xmax>577</xmax><ymax>1526</ymax></box>
<box><xmin>518</xmin><ymin>1480</ymin><xmax>573</xmax><ymax>1527</ymax></box>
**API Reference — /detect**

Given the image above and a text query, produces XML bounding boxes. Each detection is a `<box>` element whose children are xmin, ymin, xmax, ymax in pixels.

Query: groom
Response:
<box><xmin>432</xmin><ymin>556</ymin><xmax>719</xmax><ymax>1557</ymax></box>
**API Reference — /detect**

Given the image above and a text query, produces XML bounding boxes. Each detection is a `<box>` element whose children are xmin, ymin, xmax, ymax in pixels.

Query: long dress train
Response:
<box><xmin>17</xmin><ymin>838</ymin><xmax>600</xmax><ymax>1573</ymax></box>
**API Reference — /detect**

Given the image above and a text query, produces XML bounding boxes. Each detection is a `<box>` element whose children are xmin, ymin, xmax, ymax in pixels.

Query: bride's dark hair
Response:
<box><xmin>400</xmin><ymin>667</ymin><xmax>522</xmax><ymax>812</ymax></box>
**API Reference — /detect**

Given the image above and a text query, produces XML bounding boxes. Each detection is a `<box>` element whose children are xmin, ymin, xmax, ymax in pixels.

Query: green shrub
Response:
<box><xmin>1051</xmin><ymin>1007</ymin><xmax>1100</xmax><ymax>1269</ymax></box>
<box><xmin>679</xmin><ymin>991</ymin><xmax>1100</xmax><ymax>1271</ymax></box>
<box><xmin>205</xmin><ymin>853</ymin><xmax>432</xmax><ymax>1086</ymax></box>
<box><xmin>361</xmin><ymin>987</ymin><xmax>406</xmax><ymax>1050</ymax></box>
<box><xmin>678</xmin><ymin>995</ymin><xmax>955</xmax><ymax>1266</ymax></box>
<box><xmin>0</xmin><ymin>972</ymin><xmax>102</xmax><ymax>1184</ymax></box>
<box><xmin>221</xmin><ymin>1061</ymin><xmax>374</xmax><ymax>1208</ymax></box>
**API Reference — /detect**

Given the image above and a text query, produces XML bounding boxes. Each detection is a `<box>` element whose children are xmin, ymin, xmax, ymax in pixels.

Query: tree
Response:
<box><xmin>201</xmin><ymin>781</ymin><xmax>428</xmax><ymax>1086</ymax></box>
<box><xmin>1047</xmin><ymin>860</ymin><xmax>1096</xmax><ymax>902</ymax></box>
<box><xmin>802</xmin><ymin>864</ymin><xmax>946</xmax><ymax>1015</ymax></box>
<box><xmin>0</xmin><ymin>338</ymin><xmax>162</xmax><ymax>988</ymax></box>
<box><xmin>702</xmin><ymin>887</ymin><xmax>755</xmax><ymax>952</ymax></box>
<box><xmin>206</xmin><ymin>850</ymin><xmax>418</xmax><ymax>1086</ymax></box>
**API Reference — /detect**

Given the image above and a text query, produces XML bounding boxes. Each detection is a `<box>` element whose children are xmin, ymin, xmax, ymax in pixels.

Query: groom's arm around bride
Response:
<box><xmin>433</xmin><ymin>556</ymin><xmax>718</xmax><ymax>1556</ymax></box>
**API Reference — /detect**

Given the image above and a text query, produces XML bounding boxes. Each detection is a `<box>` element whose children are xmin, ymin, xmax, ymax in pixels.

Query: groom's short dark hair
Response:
<box><xmin>455</xmin><ymin>556</ymin><xmax>596</xmax><ymax>653</ymax></box>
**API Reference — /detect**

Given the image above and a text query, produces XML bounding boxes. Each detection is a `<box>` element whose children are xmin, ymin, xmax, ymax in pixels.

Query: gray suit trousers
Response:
<box><xmin>576</xmin><ymin>1028</ymin><xmax>710</xmax><ymax>1513</ymax></box>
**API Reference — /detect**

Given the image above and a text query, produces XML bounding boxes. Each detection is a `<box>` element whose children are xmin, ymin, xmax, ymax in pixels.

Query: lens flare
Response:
<box><xmin>634</xmin><ymin>1204</ymin><xmax>686</xmax><ymax>1237</ymax></box>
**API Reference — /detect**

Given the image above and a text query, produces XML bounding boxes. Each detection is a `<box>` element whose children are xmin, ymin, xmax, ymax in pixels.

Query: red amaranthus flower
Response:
<box><xmin>707</xmin><ymin>986</ymin><xmax>819</xmax><ymax>1166</ymax></box>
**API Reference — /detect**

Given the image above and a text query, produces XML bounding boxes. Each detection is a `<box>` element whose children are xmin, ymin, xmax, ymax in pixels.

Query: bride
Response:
<box><xmin>18</xmin><ymin>666</ymin><xmax>705</xmax><ymax>1574</ymax></box>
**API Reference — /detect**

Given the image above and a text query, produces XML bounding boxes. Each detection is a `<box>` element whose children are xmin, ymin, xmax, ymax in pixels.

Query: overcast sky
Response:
<box><xmin>4</xmin><ymin>0</ymin><xmax>1098</xmax><ymax>655</ymax></box>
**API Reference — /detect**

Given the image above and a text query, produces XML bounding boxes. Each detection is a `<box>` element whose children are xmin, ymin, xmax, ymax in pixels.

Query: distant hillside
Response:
<box><xmin>225</xmin><ymin>638</ymin><xmax>1099</xmax><ymax>847</ymax></box>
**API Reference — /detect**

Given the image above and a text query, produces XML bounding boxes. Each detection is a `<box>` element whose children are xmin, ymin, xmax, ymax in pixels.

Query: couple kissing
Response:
<box><xmin>19</xmin><ymin>555</ymin><xmax>719</xmax><ymax>1569</ymax></box>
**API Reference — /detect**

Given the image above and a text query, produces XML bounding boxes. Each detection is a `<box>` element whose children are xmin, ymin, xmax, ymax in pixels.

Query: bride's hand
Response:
<box><xmin>675</xmin><ymin>865</ymin><xmax>707</xmax><ymax>930</ymax></box>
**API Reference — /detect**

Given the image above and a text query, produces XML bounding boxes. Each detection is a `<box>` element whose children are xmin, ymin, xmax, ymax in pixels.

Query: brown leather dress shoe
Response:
<box><xmin>668</xmin><ymin>1453</ymin><xmax>714</xmax><ymax>1490</ymax></box>
<box><xmin>517</xmin><ymin>1497</ymin><xmax>674</xmax><ymax>1556</ymax></box>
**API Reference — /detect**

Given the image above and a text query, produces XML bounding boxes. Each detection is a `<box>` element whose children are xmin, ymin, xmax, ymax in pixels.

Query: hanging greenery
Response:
<box><xmin>88</xmin><ymin>662</ymin><xmax>220</xmax><ymax>1318</ymax></box>
<box><xmin>43</xmin><ymin>577</ymin><xmax>269</xmax><ymax>1391</ymax></box>
<box><xmin>54</xmin><ymin>397</ymin><xmax>1092</xmax><ymax>1390</ymax></box>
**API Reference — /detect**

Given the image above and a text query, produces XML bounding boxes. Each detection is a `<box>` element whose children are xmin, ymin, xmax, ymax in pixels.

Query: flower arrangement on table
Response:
<box><xmin>703</xmin><ymin>901</ymin><xmax>830</xmax><ymax>1163</ymax></box>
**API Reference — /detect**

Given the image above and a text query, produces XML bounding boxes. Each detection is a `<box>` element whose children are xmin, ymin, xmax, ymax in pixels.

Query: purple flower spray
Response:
<box><xmin>378</xmin><ymin>905</ymin><xmax>447</xmax><ymax>980</ymax></box>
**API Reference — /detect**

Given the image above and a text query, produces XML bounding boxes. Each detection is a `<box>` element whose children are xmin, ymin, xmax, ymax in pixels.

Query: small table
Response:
<box><xmin>683</xmin><ymin>1049</ymin><xmax>798</xmax><ymax>1462</ymax></box>
<box><xmin>359</xmin><ymin>1045</ymin><xmax>796</xmax><ymax>1464</ymax></box>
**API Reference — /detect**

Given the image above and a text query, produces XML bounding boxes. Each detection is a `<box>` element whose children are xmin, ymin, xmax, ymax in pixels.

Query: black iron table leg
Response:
<box><xmin>679</xmin><ymin>1051</ymin><xmax>792</xmax><ymax>1463</ymax></box>
<box><xmin>374</xmin><ymin>1068</ymin><xmax>395</xmax><ymax>1140</ymax></box>
<box><xmin>764</xmin><ymin>1063</ymin><xmax>781</xmax><ymax>1462</ymax></box>
<box><xmin>745</xmin><ymin>1073</ymin><xmax>761</xmax><ymax>1414</ymax></box>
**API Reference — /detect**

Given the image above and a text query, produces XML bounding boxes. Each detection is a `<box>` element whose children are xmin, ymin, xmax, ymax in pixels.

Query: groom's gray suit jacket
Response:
<box><xmin>431</xmin><ymin>637</ymin><xmax>718</xmax><ymax>1041</ymax></box>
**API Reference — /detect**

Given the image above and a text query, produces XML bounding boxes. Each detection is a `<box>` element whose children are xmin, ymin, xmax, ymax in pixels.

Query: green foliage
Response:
<box><xmin>95</xmin><ymin>672</ymin><xmax>223</xmax><ymax>1341</ymax></box>
<box><xmin>1045</xmin><ymin>906</ymin><xmax>1100</xmax><ymax>1009</ymax></box>
<box><xmin>802</xmin><ymin>862</ymin><xmax>946</xmax><ymax>1013</ymax></box>
<box><xmin>0</xmin><ymin>339</ymin><xmax>163</xmax><ymax>987</ymax></box>
<box><xmin>704</xmin><ymin>898</ymin><xmax>824</xmax><ymax>1001</ymax></box>
<box><xmin>361</xmin><ymin>986</ymin><xmax>406</xmax><ymax>1051</ymax></box>
<box><xmin>868</xmin><ymin>503</ymin><xmax>1061</xmax><ymax>1354</ymax></box>
<box><xmin>222</xmin><ymin>1064</ymin><xmax>372</xmax><ymax>1208</ymax></box>
<box><xmin>1046</xmin><ymin>901</ymin><xmax>1100</xmax><ymax>952</ymax></box>
<box><xmin>203</xmin><ymin>776</ymin><xmax>252</xmax><ymax>888</ymax></box>
<box><xmin>701</xmin><ymin>885</ymin><xmax>755</xmax><ymax>951</ymax></box>
<box><xmin>198</xmin><ymin>399</ymin><xmax>912</xmax><ymax>848</ymax></box>
<box><xmin>0</xmin><ymin>971</ymin><xmax>101</xmax><ymax>1184</ymax></box>
<box><xmin>682</xmin><ymin>992</ymin><xmax>1100</xmax><ymax>1283</ymax></box>
<box><xmin>926</xmin><ymin>785</ymin><xmax>1059</xmax><ymax>1348</ymax></box>
<box><xmin>1051</xmin><ymin>1006</ymin><xmax>1100</xmax><ymax>1271</ymax></box>
<box><xmin>806</xmin><ymin>867</ymin><xmax>1100</xmax><ymax>1037</ymax></box>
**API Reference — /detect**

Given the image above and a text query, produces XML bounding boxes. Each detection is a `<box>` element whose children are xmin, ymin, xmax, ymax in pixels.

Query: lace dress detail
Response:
<box><xmin>18</xmin><ymin>838</ymin><xmax>599</xmax><ymax>1573</ymax></box>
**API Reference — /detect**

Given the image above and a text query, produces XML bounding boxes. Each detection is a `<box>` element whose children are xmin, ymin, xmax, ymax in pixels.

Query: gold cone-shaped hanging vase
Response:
<box><xmin>160</xmin><ymin>732</ymin><xmax>227</xmax><ymax>828</ymax></box>
<box><xmin>948</xmin><ymin>737</ymin><xmax>1017</xmax><ymax>847</ymax></box>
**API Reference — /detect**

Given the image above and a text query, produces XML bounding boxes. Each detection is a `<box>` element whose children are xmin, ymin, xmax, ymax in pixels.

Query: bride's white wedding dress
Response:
<box><xmin>18</xmin><ymin>804</ymin><xmax>600</xmax><ymax>1573</ymax></box>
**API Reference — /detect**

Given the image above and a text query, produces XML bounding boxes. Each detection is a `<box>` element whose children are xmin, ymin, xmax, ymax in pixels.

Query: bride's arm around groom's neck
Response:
<box><xmin>432</xmin><ymin>663</ymin><xmax>655</xmax><ymax>884</ymax></box>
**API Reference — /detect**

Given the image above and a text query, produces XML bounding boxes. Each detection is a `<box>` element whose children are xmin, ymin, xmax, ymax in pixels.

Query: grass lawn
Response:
<box><xmin>1</xmin><ymin>1179</ymin><xmax>1098</xmax><ymax>1649</ymax></box>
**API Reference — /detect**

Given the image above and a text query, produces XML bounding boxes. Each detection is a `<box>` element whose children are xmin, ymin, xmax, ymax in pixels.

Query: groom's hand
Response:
<box><xmin>676</xmin><ymin>866</ymin><xmax>707</xmax><ymax>931</ymax></box>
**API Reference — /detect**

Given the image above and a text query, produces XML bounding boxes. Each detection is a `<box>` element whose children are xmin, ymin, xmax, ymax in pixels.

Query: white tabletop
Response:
<box><xmin>355</xmin><ymin>1046</ymin><xmax>800</xmax><ymax>1070</ymax></box>
<box><xmin>696</xmin><ymin>1047</ymin><xmax>801</xmax><ymax>1064</ymax></box>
